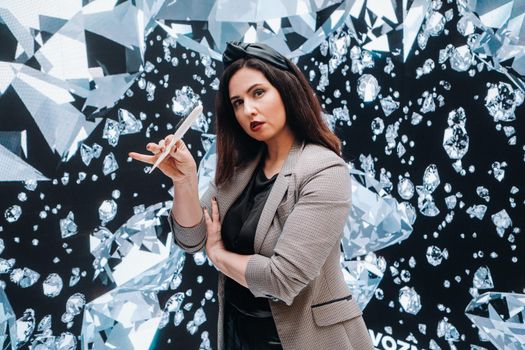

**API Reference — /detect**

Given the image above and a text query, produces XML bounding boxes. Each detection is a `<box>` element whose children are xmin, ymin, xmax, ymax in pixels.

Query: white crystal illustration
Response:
<box><xmin>157</xmin><ymin>0</ymin><xmax>352</xmax><ymax>59</ymax></box>
<box><xmin>82</xmin><ymin>202</ymin><xmax>186</xmax><ymax>349</ymax></box>
<box><xmin>0</xmin><ymin>288</ymin><xmax>16</xmax><ymax>350</ymax></box>
<box><xmin>341</xmin><ymin>256</ymin><xmax>384</xmax><ymax>310</ymax></box>
<box><xmin>0</xmin><ymin>0</ymin><xmax>164</xmax><ymax>161</ymax></box>
<box><xmin>465</xmin><ymin>292</ymin><xmax>525</xmax><ymax>350</ymax></box>
<box><xmin>342</xmin><ymin>168</ymin><xmax>414</xmax><ymax>259</ymax></box>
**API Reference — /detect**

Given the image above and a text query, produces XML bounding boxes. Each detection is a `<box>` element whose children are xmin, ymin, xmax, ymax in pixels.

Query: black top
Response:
<box><xmin>221</xmin><ymin>156</ymin><xmax>278</xmax><ymax>317</ymax></box>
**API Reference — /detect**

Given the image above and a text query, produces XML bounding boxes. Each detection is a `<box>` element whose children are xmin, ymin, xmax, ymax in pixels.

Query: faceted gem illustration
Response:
<box><xmin>83</xmin><ymin>202</ymin><xmax>187</xmax><ymax>349</ymax></box>
<box><xmin>357</xmin><ymin>74</ymin><xmax>380</xmax><ymax>102</ymax></box>
<box><xmin>80</xmin><ymin>143</ymin><xmax>102</xmax><ymax>166</ymax></box>
<box><xmin>450</xmin><ymin>45</ymin><xmax>473</xmax><ymax>72</ymax></box>
<box><xmin>398</xmin><ymin>178</ymin><xmax>415</xmax><ymax>200</ymax></box>
<box><xmin>342</xmin><ymin>168</ymin><xmax>414</xmax><ymax>260</ymax></box>
<box><xmin>416</xmin><ymin>164</ymin><xmax>441</xmax><ymax>217</ymax></box>
<box><xmin>102</xmin><ymin>152</ymin><xmax>119</xmax><ymax>176</ymax></box>
<box><xmin>459</xmin><ymin>0</ymin><xmax>525</xmax><ymax>86</ymax></box>
<box><xmin>0</xmin><ymin>259</ymin><xmax>15</xmax><ymax>274</ymax></box>
<box><xmin>156</xmin><ymin>0</ymin><xmax>352</xmax><ymax>59</ymax></box>
<box><xmin>485</xmin><ymin>82</ymin><xmax>524</xmax><ymax>122</ymax></box>
<box><xmin>15</xmin><ymin>309</ymin><xmax>35</xmax><ymax>347</ymax></box>
<box><xmin>341</xmin><ymin>255</ymin><xmax>384</xmax><ymax>310</ymax></box>
<box><xmin>197</xmin><ymin>141</ymin><xmax>217</xmax><ymax>198</ymax></box>
<box><xmin>466</xmin><ymin>205</ymin><xmax>487</xmax><ymax>220</ymax></box>
<box><xmin>37</xmin><ymin>315</ymin><xmax>52</xmax><ymax>333</ymax></box>
<box><xmin>0</xmin><ymin>288</ymin><xmax>16</xmax><ymax>350</ymax></box>
<box><xmin>380</xmin><ymin>95</ymin><xmax>400</xmax><ymax>116</ymax></box>
<box><xmin>4</xmin><ymin>205</ymin><xmax>22</xmax><ymax>223</ymax></box>
<box><xmin>465</xmin><ymin>292</ymin><xmax>525</xmax><ymax>350</ymax></box>
<box><xmin>118</xmin><ymin>109</ymin><xmax>143</xmax><ymax>135</ymax></box>
<box><xmin>343</xmin><ymin>0</ymin><xmax>433</xmax><ymax>62</ymax></box>
<box><xmin>102</xmin><ymin>119</ymin><xmax>122</xmax><ymax>148</ymax></box>
<box><xmin>81</xmin><ymin>290</ymin><xmax>162</xmax><ymax>349</ymax></box>
<box><xmin>426</xmin><ymin>245</ymin><xmax>448</xmax><ymax>266</ymax></box>
<box><xmin>56</xmin><ymin>332</ymin><xmax>77</xmax><ymax>350</ymax></box>
<box><xmin>65</xmin><ymin>293</ymin><xmax>86</xmax><ymax>318</ymax></box>
<box><xmin>42</xmin><ymin>273</ymin><xmax>64</xmax><ymax>298</ymax></box>
<box><xmin>0</xmin><ymin>144</ymin><xmax>49</xmax><ymax>182</ymax></box>
<box><xmin>98</xmin><ymin>199</ymin><xmax>117</xmax><ymax>224</ymax></box>
<box><xmin>443</xmin><ymin>107</ymin><xmax>469</xmax><ymax>160</ymax></box>
<box><xmin>60</xmin><ymin>212</ymin><xmax>78</xmax><ymax>239</ymax></box>
<box><xmin>473</xmin><ymin>266</ymin><xmax>494</xmax><ymax>290</ymax></box>
<box><xmin>186</xmin><ymin>307</ymin><xmax>207</xmax><ymax>335</ymax></box>
<box><xmin>171</xmin><ymin>86</ymin><xmax>201</xmax><ymax>117</ymax></box>
<box><xmin>437</xmin><ymin>317</ymin><xmax>460</xmax><ymax>342</ymax></box>
<box><xmin>90</xmin><ymin>202</ymin><xmax>185</xmax><ymax>290</ymax></box>
<box><xmin>0</xmin><ymin>0</ymin><xmax>164</xmax><ymax>162</ymax></box>
<box><xmin>491</xmin><ymin>209</ymin><xmax>512</xmax><ymax>237</ymax></box>
<box><xmin>10</xmin><ymin>268</ymin><xmax>40</xmax><ymax>288</ymax></box>
<box><xmin>399</xmin><ymin>286</ymin><xmax>422</xmax><ymax>315</ymax></box>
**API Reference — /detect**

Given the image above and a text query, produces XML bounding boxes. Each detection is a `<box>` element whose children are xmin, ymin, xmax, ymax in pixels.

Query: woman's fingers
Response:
<box><xmin>164</xmin><ymin>134</ymin><xmax>174</xmax><ymax>146</ymax></box>
<box><xmin>211</xmin><ymin>198</ymin><xmax>220</xmax><ymax>223</ymax></box>
<box><xmin>162</xmin><ymin>136</ymin><xmax>174</xmax><ymax>154</ymax></box>
<box><xmin>203</xmin><ymin>208</ymin><xmax>215</xmax><ymax>233</ymax></box>
<box><xmin>203</xmin><ymin>199</ymin><xmax>221</xmax><ymax>233</ymax></box>
<box><xmin>128</xmin><ymin>152</ymin><xmax>156</xmax><ymax>164</ymax></box>
<box><xmin>145</xmin><ymin>138</ymin><xmax>186</xmax><ymax>156</ymax></box>
<box><xmin>169</xmin><ymin>146</ymin><xmax>177</xmax><ymax>158</ymax></box>
<box><xmin>174</xmin><ymin>139</ymin><xmax>184</xmax><ymax>148</ymax></box>
<box><xmin>146</xmin><ymin>143</ymin><xmax>161</xmax><ymax>154</ymax></box>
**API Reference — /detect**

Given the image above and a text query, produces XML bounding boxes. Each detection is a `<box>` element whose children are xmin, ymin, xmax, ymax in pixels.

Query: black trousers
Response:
<box><xmin>224</xmin><ymin>301</ymin><xmax>283</xmax><ymax>350</ymax></box>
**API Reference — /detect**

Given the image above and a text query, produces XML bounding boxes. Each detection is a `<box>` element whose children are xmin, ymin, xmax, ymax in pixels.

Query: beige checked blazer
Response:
<box><xmin>169</xmin><ymin>140</ymin><xmax>373</xmax><ymax>350</ymax></box>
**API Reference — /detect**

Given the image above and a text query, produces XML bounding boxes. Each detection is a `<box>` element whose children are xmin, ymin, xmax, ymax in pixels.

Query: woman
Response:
<box><xmin>130</xmin><ymin>42</ymin><xmax>373</xmax><ymax>350</ymax></box>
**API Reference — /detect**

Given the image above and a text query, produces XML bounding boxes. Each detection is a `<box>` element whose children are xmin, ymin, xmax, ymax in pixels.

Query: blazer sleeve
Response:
<box><xmin>244</xmin><ymin>157</ymin><xmax>351</xmax><ymax>306</ymax></box>
<box><xmin>167</xmin><ymin>181</ymin><xmax>217</xmax><ymax>253</ymax></box>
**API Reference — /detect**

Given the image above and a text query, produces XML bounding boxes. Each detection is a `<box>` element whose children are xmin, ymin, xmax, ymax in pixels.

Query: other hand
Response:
<box><xmin>204</xmin><ymin>198</ymin><xmax>225</xmax><ymax>263</ymax></box>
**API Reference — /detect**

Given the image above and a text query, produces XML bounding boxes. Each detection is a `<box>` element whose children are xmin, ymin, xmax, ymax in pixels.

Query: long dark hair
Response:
<box><xmin>214</xmin><ymin>57</ymin><xmax>341</xmax><ymax>187</ymax></box>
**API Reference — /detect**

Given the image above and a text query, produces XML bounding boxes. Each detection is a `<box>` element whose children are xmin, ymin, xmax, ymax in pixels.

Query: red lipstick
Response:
<box><xmin>250</xmin><ymin>121</ymin><xmax>264</xmax><ymax>131</ymax></box>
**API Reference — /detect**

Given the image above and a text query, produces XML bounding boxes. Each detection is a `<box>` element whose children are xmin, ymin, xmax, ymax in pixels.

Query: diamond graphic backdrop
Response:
<box><xmin>0</xmin><ymin>0</ymin><xmax>524</xmax><ymax>349</ymax></box>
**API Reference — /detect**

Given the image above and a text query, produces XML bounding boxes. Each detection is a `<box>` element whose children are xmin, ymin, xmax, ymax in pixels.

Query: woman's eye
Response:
<box><xmin>254</xmin><ymin>89</ymin><xmax>264</xmax><ymax>97</ymax></box>
<box><xmin>232</xmin><ymin>100</ymin><xmax>243</xmax><ymax>108</ymax></box>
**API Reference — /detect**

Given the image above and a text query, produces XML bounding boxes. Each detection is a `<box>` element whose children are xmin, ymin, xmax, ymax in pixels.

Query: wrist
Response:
<box><xmin>208</xmin><ymin>246</ymin><xmax>223</xmax><ymax>267</ymax></box>
<box><xmin>172</xmin><ymin>173</ymin><xmax>197</xmax><ymax>187</ymax></box>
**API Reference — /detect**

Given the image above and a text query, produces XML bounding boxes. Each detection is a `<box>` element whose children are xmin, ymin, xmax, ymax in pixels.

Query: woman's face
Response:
<box><xmin>228</xmin><ymin>67</ymin><xmax>291</xmax><ymax>144</ymax></box>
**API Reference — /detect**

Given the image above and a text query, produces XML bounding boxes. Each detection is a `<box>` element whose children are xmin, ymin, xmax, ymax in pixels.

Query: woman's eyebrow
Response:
<box><xmin>230</xmin><ymin>83</ymin><xmax>263</xmax><ymax>100</ymax></box>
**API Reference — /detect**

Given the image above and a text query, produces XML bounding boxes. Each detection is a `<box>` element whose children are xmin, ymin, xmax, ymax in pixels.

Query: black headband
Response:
<box><xmin>222</xmin><ymin>41</ymin><xmax>291</xmax><ymax>71</ymax></box>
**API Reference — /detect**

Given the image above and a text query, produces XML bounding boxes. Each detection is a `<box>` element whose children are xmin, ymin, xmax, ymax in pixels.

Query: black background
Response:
<box><xmin>0</xmin><ymin>1</ymin><xmax>524</xmax><ymax>349</ymax></box>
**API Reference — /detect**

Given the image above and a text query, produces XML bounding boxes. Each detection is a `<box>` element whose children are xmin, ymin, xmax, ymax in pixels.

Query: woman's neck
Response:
<box><xmin>264</xmin><ymin>130</ymin><xmax>296</xmax><ymax>164</ymax></box>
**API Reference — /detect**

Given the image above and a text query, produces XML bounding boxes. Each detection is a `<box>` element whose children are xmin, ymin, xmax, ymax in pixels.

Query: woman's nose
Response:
<box><xmin>243</xmin><ymin>100</ymin><xmax>257</xmax><ymax>115</ymax></box>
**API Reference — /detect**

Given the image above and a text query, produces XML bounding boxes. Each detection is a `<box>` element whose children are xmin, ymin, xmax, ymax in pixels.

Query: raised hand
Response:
<box><xmin>129</xmin><ymin>136</ymin><xmax>197</xmax><ymax>183</ymax></box>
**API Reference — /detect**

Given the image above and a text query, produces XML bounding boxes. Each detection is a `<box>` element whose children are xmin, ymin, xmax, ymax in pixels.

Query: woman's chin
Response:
<box><xmin>247</xmin><ymin>132</ymin><xmax>268</xmax><ymax>142</ymax></box>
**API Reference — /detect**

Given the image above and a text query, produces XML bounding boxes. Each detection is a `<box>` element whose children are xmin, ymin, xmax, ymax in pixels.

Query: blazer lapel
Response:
<box><xmin>254</xmin><ymin>140</ymin><xmax>304</xmax><ymax>253</ymax></box>
<box><xmin>217</xmin><ymin>149</ymin><xmax>263</xmax><ymax>219</ymax></box>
